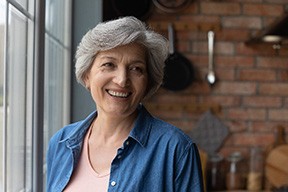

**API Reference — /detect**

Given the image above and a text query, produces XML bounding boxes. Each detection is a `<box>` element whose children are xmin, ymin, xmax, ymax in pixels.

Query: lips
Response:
<box><xmin>107</xmin><ymin>90</ymin><xmax>131</xmax><ymax>98</ymax></box>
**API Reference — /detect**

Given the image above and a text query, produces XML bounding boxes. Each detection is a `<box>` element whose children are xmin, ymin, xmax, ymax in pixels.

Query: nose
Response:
<box><xmin>113</xmin><ymin>68</ymin><xmax>130</xmax><ymax>87</ymax></box>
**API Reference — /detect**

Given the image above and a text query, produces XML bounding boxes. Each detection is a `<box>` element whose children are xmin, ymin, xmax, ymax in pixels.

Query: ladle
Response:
<box><xmin>206</xmin><ymin>31</ymin><xmax>216</xmax><ymax>85</ymax></box>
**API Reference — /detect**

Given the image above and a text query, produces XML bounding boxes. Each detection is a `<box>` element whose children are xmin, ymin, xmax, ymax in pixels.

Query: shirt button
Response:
<box><xmin>125</xmin><ymin>141</ymin><xmax>130</xmax><ymax>146</ymax></box>
<box><xmin>111</xmin><ymin>181</ymin><xmax>117</xmax><ymax>186</ymax></box>
<box><xmin>117</xmin><ymin>155</ymin><xmax>122</xmax><ymax>159</ymax></box>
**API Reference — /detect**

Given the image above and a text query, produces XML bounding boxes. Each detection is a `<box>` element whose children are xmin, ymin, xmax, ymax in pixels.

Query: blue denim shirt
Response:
<box><xmin>47</xmin><ymin>105</ymin><xmax>204</xmax><ymax>192</ymax></box>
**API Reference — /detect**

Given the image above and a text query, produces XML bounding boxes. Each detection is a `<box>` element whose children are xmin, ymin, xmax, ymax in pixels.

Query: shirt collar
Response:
<box><xmin>128</xmin><ymin>104</ymin><xmax>152</xmax><ymax>148</ymax></box>
<box><xmin>61</xmin><ymin>111</ymin><xmax>96</xmax><ymax>146</ymax></box>
<box><xmin>62</xmin><ymin>104</ymin><xmax>153</xmax><ymax>148</ymax></box>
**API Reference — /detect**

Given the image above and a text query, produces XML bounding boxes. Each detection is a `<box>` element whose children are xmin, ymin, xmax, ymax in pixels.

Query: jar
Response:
<box><xmin>226</xmin><ymin>152</ymin><xmax>245</xmax><ymax>190</ymax></box>
<box><xmin>207</xmin><ymin>154</ymin><xmax>225</xmax><ymax>191</ymax></box>
<box><xmin>247</xmin><ymin>147</ymin><xmax>264</xmax><ymax>191</ymax></box>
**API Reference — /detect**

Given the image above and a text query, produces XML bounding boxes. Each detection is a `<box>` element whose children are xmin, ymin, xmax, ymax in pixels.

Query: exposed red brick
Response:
<box><xmin>191</xmin><ymin>41</ymin><xmax>207</xmax><ymax>54</ymax></box>
<box><xmin>227</xmin><ymin>108</ymin><xmax>266</xmax><ymax>120</ymax></box>
<box><xmin>269</xmin><ymin>109</ymin><xmax>288</xmax><ymax>121</ymax></box>
<box><xmin>177</xmin><ymin>40</ymin><xmax>190</xmax><ymax>53</ymax></box>
<box><xmin>216</xmin><ymin>29</ymin><xmax>250</xmax><ymax>42</ymax></box>
<box><xmin>243</xmin><ymin>4</ymin><xmax>284</xmax><ymax>16</ymax></box>
<box><xmin>214</xmin><ymin>68</ymin><xmax>235</xmax><ymax>81</ymax></box>
<box><xmin>189</xmin><ymin>82</ymin><xmax>212</xmax><ymax>94</ymax></box>
<box><xmin>149</xmin><ymin>93</ymin><xmax>197</xmax><ymax>104</ymax></box>
<box><xmin>236</xmin><ymin>43</ymin><xmax>276</xmax><ymax>56</ymax></box>
<box><xmin>146</xmin><ymin>1</ymin><xmax>288</xmax><ymax>164</ymax></box>
<box><xmin>179</xmin><ymin>15</ymin><xmax>221</xmax><ymax>24</ymax></box>
<box><xmin>284</xmin><ymin>98</ymin><xmax>288</xmax><ymax>108</ymax></box>
<box><xmin>259</xmin><ymin>83</ymin><xmax>288</xmax><ymax>96</ymax></box>
<box><xmin>168</xmin><ymin>119</ymin><xmax>196</xmax><ymax>132</ymax></box>
<box><xmin>215</xmin><ymin>42</ymin><xmax>236</xmax><ymax>55</ymax></box>
<box><xmin>226</xmin><ymin>120</ymin><xmax>248</xmax><ymax>132</ymax></box>
<box><xmin>181</xmin><ymin>3</ymin><xmax>199</xmax><ymax>14</ymax></box>
<box><xmin>222</xmin><ymin>16</ymin><xmax>262</xmax><ymax>29</ymax></box>
<box><xmin>192</xmin><ymin>41</ymin><xmax>236</xmax><ymax>55</ymax></box>
<box><xmin>257</xmin><ymin>57</ymin><xmax>288</xmax><ymax>69</ymax></box>
<box><xmin>251</xmin><ymin>121</ymin><xmax>288</xmax><ymax>132</ymax></box>
<box><xmin>242</xmin><ymin>96</ymin><xmax>282</xmax><ymax>108</ymax></box>
<box><xmin>147</xmin><ymin>107</ymin><xmax>183</xmax><ymax>119</ymax></box>
<box><xmin>238</xmin><ymin>69</ymin><xmax>277</xmax><ymax>81</ymax></box>
<box><xmin>214</xmin><ymin>82</ymin><xmax>257</xmax><ymax>95</ymax></box>
<box><xmin>215</xmin><ymin>56</ymin><xmax>255</xmax><ymax>68</ymax></box>
<box><xmin>265</xmin><ymin>0</ymin><xmax>288</xmax><ymax>3</ymax></box>
<box><xmin>187</xmin><ymin>55</ymin><xmax>208</xmax><ymax>68</ymax></box>
<box><xmin>201</xmin><ymin>95</ymin><xmax>241</xmax><ymax>107</ymax></box>
<box><xmin>232</xmin><ymin>133</ymin><xmax>274</xmax><ymax>146</ymax></box>
<box><xmin>279</xmin><ymin>70</ymin><xmax>288</xmax><ymax>81</ymax></box>
<box><xmin>201</xmin><ymin>2</ymin><xmax>241</xmax><ymax>15</ymax></box>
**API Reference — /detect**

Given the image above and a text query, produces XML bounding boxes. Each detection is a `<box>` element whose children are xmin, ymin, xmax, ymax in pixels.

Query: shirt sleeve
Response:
<box><xmin>174</xmin><ymin>142</ymin><xmax>204</xmax><ymax>192</ymax></box>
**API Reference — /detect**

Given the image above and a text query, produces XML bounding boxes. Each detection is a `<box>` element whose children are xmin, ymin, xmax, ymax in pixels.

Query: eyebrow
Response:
<box><xmin>98</xmin><ymin>55</ymin><xmax>146</xmax><ymax>65</ymax></box>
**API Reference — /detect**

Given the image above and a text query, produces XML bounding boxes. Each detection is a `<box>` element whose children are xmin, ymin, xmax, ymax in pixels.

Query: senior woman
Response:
<box><xmin>47</xmin><ymin>16</ymin><xmax>203</xmax><ymax>192</ymax></box>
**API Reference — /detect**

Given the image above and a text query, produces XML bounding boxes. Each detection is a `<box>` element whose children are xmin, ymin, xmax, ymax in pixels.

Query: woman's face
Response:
<box><xmin>84</xmin><ymin>43</ymin><xmax>148</xmax><ymax>117</ymax></box>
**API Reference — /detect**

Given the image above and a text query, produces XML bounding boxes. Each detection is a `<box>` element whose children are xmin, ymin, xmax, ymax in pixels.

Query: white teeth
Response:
<box><xmin>108</xmin><ymin>90</ymin><xmax>129</xmax><ymax>98</ymax></box>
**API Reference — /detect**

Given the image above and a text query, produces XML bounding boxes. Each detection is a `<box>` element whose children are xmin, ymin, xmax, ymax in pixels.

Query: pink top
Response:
<box><xmin>64</xmin><ymin>128</ymin><xmax>110</xmax><ymax>192</ymax></box>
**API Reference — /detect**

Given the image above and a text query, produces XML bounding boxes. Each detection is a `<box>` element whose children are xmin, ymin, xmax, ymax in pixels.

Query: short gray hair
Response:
<box><xmin>75</xmin><ymin>16</ymin><xmax>168</xmax><ymax>100</ymax></box>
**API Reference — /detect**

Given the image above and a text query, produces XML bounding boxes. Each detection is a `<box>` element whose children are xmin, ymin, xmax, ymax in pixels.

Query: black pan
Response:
<box><xmin>162</xmin><ymin>24</ymin><xmax>194</xmax><ymax>91</ymax></box>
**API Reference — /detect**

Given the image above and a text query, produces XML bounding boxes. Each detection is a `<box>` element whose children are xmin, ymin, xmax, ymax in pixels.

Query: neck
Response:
<box><xmin>89</xmin><ymin>111</ymin><xmax>137</xmax><ymax>146</ymax></box>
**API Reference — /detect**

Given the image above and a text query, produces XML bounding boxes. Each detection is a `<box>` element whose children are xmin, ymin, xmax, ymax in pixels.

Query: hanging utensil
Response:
<box><xmin>206</xmin><ymin>31</ymin><xmax>216</xmax><ymax>86</ymax></box>
<box><xmin>162</xmin><ymin>23</ymin><xmax>194</xmax><ymax>91</ymax></box>
<box><xmin>152</xmin><ymin>0</ymin><xmax>192</xmax><ymax>13</ymax></box>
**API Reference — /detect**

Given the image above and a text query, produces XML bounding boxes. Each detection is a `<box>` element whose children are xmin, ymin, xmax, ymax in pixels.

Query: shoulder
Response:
<box><xmin>48</xmin><ymin>111</ymin><xmax>97</xmax><ymax>146</ymax></box>
<box><xmin>147</xmin><ymin>116</ymin><xmax>200</xmax><ymax>161</ymax></box>
<box><xmin>151</xmin><ymin>117</ymin><xmax>193</xmax><ymax>144</ymax></box>
<box><xmin>48</xmin><ymin>121</ymin><xmax>84</xmax><ymax>146</ymax></box>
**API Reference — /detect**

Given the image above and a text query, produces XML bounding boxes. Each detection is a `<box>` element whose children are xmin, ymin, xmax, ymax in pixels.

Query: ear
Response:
<box><xmin>83</xmin><ymin>73</ymin><xmax>90</xmax><ymax>90</ymax></box>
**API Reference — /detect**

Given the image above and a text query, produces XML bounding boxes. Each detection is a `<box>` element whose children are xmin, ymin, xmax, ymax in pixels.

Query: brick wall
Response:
<box><xmin>145</xmin><ymin>0</ymin><xmax>288</xmax><ymax>158</ymax></box>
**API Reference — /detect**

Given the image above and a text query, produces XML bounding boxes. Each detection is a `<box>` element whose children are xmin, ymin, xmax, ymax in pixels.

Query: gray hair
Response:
<box><xmin>75</xmin><ymin>16</ymin><xmax>168</xmax><ymax>100</ymax></box>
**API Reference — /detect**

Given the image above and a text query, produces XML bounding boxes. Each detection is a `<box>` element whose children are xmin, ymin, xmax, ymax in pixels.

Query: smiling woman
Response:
<box><xmin>47</xmin><ymin>16</ymin><xmax>204</xmax><ymax>192</ymax></box>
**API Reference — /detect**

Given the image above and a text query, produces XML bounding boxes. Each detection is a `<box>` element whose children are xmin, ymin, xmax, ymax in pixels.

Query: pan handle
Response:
<box><xmin>168</xmin><ymin>23</ymin><xmax>175</xmax><ymax>54</ymax></box>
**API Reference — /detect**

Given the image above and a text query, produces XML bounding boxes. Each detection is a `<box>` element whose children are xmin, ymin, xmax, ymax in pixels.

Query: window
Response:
<box><xmin>0</xmin><ymin>2</ymin><xmax>6</xmax><ymax>191</ymax></box>
<box><xmin>0</xmin><ymin>0</ymin><xmax>71</xmax><ymax>191</ymax></box>
<box><xmin>43</xmin><ymin>0</ymin><xmax>72</xmax><ymax>187</ymax></box>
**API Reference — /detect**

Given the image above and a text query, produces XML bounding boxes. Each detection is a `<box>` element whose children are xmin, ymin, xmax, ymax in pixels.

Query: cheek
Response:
<box><xmin>137</xmin><ymin>78</ymin><xmax>148</xmax><ymax>97</ymax></box>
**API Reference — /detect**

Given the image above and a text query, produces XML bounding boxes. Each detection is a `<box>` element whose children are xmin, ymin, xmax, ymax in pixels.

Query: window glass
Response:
<box><xmin>5</xmin><ymin>5</ymin><xmax>34</xmax><ymax>191</ymax></box>
<box><xmin>44</xmin><ymin>0</ymin><xmax>71</xmax><ymax>139</ymax></box>
<box><xmin>8</xmin><ymin>0</ymin><xmax>34</xmax><ymax>15</ymax></box>
<box><xmin>13</xmin><ymin>0</ymin><xmax>27</xmax><ymax>9</ymax></box>
<box><xmin>0</xmin><ymin>1</ymin><xmax>6</xmax><ymax>191</ymax></box>
<box><xmin>43</xmin><ymin>0</ymin><xmax>71</xmax><ymax>187</ymax></box>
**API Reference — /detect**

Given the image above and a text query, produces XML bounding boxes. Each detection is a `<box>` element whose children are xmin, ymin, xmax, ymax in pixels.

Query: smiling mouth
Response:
<box><xmin>107</xmin><ymin>90</ymin><xmax>131</xmax><ymax>98</ymax></box>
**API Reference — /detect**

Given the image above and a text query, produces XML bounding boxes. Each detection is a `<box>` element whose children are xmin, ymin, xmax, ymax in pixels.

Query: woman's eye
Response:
<box><xmin>130</xmin><ymin>66</ymin><xmax>144</xmax><ymax>74</ymax></box>
<box><xmin>102</xmin><ymin>62</ymin><xmax>115</xmax><ymax>68</ymax></box>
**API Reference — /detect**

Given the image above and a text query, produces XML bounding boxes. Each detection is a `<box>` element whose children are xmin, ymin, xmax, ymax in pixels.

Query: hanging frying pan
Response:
<box><xmin>152</xmin><ymin>0</ymin><xmax>192</xmax><ymax>13</ymax></box>
<box><xmin>162</xmin><ymin>23</ymin><xmax>194</xmax><ymax>91</ymax></box>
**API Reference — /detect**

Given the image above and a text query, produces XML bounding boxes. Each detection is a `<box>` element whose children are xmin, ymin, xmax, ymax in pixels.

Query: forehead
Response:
<box><xmin>96</xmin><ymin>43</ymin><xmax>147</xmax><ymax>59</ymax></box>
